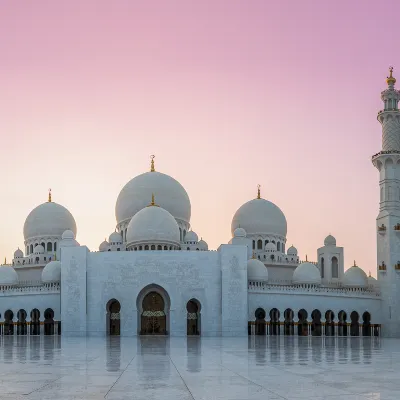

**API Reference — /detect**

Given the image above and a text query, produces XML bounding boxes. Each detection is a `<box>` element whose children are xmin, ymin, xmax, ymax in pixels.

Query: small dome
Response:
<box><xmin>62</xmin><ymin>230</ymin><xmax>75</xmax><ymax>240</ymax></box>
<box><xmin>99</xmin><ymin>240</ymin><xmax>109</xmax><ymax>252</ymax></box>
<box><xmin>324</xmin><ymin>234</ymin><xmax>336</xmax><ymax>246</ymax></box>
<box><xmin>198</xmin><ymin>239</ymin><xmax>208</xmax><ymax>251</ymax></box>
<box><xmin>247</xmin><ymin>258</ymin><xmax>269</xmax><ymax>281</ymax></box>
<box><xmin>185</xmin><ymin>231</ymin><xmax>198</xmax><ymax>243</ymax></box>
<box><xmin>14</xmin><ymin>248</ymin><xmax>23</xmax><ymax>258</ymax></box>
<box><xmin>265</xmin><ymin>242</ymin><xmax>276</xmax><ymax>251</ymax></box>
<box><xmin>287</xmin><ymin>245</ymin><xmax>297</xmax><ymax>256</ymax></box>
<box><xmin>231</xmin><ymin>197</ymin><xmax>287</xmax><ymax>237</ymax></box>
<box><xmin>293</xmin><ymin>262</ymin><xmax>321</xmax><ymax>285</ymax></box>
<box><xmin>42</xmin><ymin>260</ymin><xmax>61</xmax><ymax>283</ymax></box>
<box><xmin>368</xmin><ymin>274</ymin><xmax>378</xmax><ymax>288</ymax></box>
<box><xmin>34</xmin><ymin>245</ymin><xmax>44</xmax><ymax>254</ymax></box>
<box><xmin>233</xmin><ymin>227</ymin><xmax>247</xmax><ymax>238</ymax></box>
<box><xmin>126</xmin><ymin>203</ymin><xmax>180</xmax><ymax>246</ymax></box>
<box><xmin>24</xmin><ymin>201</ymin><xmax>77</xmax><ymax>240</ymax></box>
<box><xmin>343</xmin><ymin>263</ymin><xmax>368</xmax><ymax>288</ymax></box>
<box><xmin>0</xmin><ymin>266</ymin><xmax>18</xmax><ymax>286</ymax></box>
<box><xmin>109</xmin><ymin>231</ymin><xmax>122</xmax><ymax>244</ymax></box>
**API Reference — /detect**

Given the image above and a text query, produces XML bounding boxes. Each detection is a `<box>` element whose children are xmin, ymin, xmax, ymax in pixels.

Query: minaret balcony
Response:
<box><xmin>394</xmin><ymin>224</ymin><xmax>400</xmax><ymax>232</ymax></box>
<box><xmin>378</xmin><ymin>224</ymin><xmax>387</xmax><ymax>234</ymax></box>
<box><xmin>378</xmin><ymin>263</ymin><xmax>387</xmax><ymax>271</ymax></box>
<box><xmin>395</xmin><ymin>263</ymin><xmax>400</xmax><ymax>271</ymax></box>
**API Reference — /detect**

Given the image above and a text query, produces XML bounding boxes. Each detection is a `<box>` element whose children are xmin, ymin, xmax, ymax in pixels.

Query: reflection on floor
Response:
<box><xmin>0</xmin><ymin>335</ymin><xmax>398</xmax><ymax>399</ymax></box>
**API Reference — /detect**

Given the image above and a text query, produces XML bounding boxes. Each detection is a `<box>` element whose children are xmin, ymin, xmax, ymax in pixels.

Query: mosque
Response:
<box><xmin>0</xmin><ymin>69</ymin><xmax>399</xmax><ymax>338</ymax></box>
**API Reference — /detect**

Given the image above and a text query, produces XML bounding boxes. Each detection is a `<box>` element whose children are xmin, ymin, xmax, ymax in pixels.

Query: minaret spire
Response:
<box><xmin>48</xmin><ymin>188</ymin><xmax>52</xmax><ymax>202</ymax></box>
<box><xmin>257</xmin><ymin>184</ymin><xmax>261</xmax><ymax>199</ymax></box>
<box><xmin>150</xmin><ymin>155</ymin><xmax>155</xmax><ymax>172</ymax></box>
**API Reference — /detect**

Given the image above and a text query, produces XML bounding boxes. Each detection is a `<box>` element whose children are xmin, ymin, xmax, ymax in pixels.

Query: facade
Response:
<box><xmin>0</xmin><ymin>70</ymin><xmax>399</xmax><ymax>337</ymax></box>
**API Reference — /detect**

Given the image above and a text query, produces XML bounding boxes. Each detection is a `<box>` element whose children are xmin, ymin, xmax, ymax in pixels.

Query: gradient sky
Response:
<box><xmin>0</xmin><ymin>1</ymin><xmax>399</xmax><ymax>276</ymax></box>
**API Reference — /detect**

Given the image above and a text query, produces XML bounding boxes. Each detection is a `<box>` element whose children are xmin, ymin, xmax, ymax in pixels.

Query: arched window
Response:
<box><xmin>151</xmin><ymin>245</ymin><xmax>155</xmax><ymax>250</ymax></box>
<box><xmin>380</xmin><ymin>187</ymin><xmax>384</xmax><ymax>201</ymax></box>
<box><xmin>144</xmin><ymin>245</ymin><xmax>149</xmax><ymax>250</ymax></box>
<box><xmin>252</xmin><ymin>240</ymin><xmax>255</xmax><ymax>250</ymax></box>
<box><xmin>282</xmin><ymin>243</ymin><xmax>285</xmax><ymax>253</ymax></box>
<box><xmin>157</xmin><ymin>245</ymin><xmax>162</xmax><ymax>250</ymax></box>
<box><xmin>41</xmin><ymin>242</ymin><xmax>45</xmax><ymax>249</ymax></box>
<box><xmin>183</xmin><ymin>230</ymin><xmax>187</xmax><ymax>241</ymax></box>
<box><xmin>179</xmin><ymin>228</ymin><xmax>182</xmax><ymax>241</ymax></box>
<box><xmin>30</xmin><ymin>244</ymin><xmax>33</xmax><ymax>254</ymax></box>
<box><xmin>277</xmin><ymin>242</ymin><xmax>280</xmax><ymax>251</ymax></box>
<box><xmin>332</xmin><ymin>257</ymin><xmax>339</xmax><ymax>278</ymax></box>
<box><xmin>321</xmin><ymin>257</ymin><xmax>324</xmax><ymax>278</ymax></box>
<box><xmin>54</xmin><ymin>242</ymin><xmax>57</xmax><ymax>251</ymax></box>
<box><xmin>139</xmin><ymin>245</ymin><xmax>143</xmax><ymax>250</ymax></box>
<box><xmin>164</xmin><ymin>246</ymin><xmax>168</xmax><ymax>250</ymax></box>
<box><xmin>257</xmin><ymin>239</ymin><xmax>262</xmax><ymax>250</ymax></box>
<box><xmin>47</xmin><ymin>242</ymin><xmax>52</xmax><ymax>252</ymax></box>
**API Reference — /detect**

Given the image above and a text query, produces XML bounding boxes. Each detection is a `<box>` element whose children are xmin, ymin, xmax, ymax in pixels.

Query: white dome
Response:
<box><xmin>109</xmin><ymin>231</ymin><xmax>122</xmax><ymax>244</ymax></box>
<box><xmin>99</xmin><ymin>240</ymin><xmax>109</xmax><ymax>252</ymax></box>
<box><xmin>324</xmin><ymin>234</ymin><xmax>336</xmax><ymax>246</ymax></box>
<box><xmin>62</xmin><ymin>230</ymin><xmax>75</xmax><ymax>240</ymax></box>
<box><xmin>247</xmin><ymin>258</ymin><xmax>269</xmax><ymax>281</ymax></box>
<box><xmin>41</xmin><ymin>260</ymin><xmax>61</xmax><ymax>283</ymax></box>
<box><xmin>287</xmin><ymin>245</ymin><xmax>298</xmax><ymax>256</ymax></box>
<box><xmin>293</xmin><ymin>262</ymin><xmax>321</xmax><ymax>285</ymax></box>
<box><xmin>0</xmin><ymin>267</ymin><xmax>18</xmax><ymax>286</ymax></box>
<box><xmin>343</xmin><ymin>264</ymin><xmax>368</xmax><ymax>288</ymax></box>
<box><xmin>24</xmin><ymin>201</ymin><xmax>77</xmax><ymax>240</ymax></box>
<box><xmin>231</xmin><ymin>198</ymin><xmax>287</xmax><ymax>237</ymax></box>
<box><xmin>14</xmin><ymin>248</ymin><xmax>23</xmax><ymax>258</ymax></box>
<box><xmin>185</xmin><ymin>231</ymin><xmax>198</xmax><ymax>243</ymax></box>
<box><xmin>233</xmin><ymin>227</ymin><xmax>247</xmax><ymax>238</ymax></box>
<box><xmin>34</xmin><ymin>245</ymin><xmax>44</xmax><ymax>254</ymax></box>
<box><xmin>126</xmin><ymin>204</ymin><xmax>180</xmax><ymax>246</ymax></box>
<box><xmin>265</xmin><ymin>242</ymin><xmax>276</xmax><ymax>251</ymax></box>
<box><xmin>115</xmin><ymin>171</ymin><xmax>191</xmax><ymax>225</ymax></box>
<box><xmin>198</xmin><ymin>239</ymin><xmax>208</xmax><ymax>251</ymax></box>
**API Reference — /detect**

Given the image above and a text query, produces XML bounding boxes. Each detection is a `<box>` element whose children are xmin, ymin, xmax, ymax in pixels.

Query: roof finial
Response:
<box><xmin>353</xmin><ymin>260</ymin><xmax>357</xmax><ymax>267</ymax></box>
<box><xmin>257</xmin><ymin>184</ymin><xmax>261</xmax><ymax>199</ymax></box>
<box><xmin>369</xmin><ymin>270</ymin><xmax>371</xmax><ymax>277</ymax></box>
<box><xmin>4</xmin><ymin>257</ymin><xmax>6</xmax><ymax>265</ymax></box>
<box><xmin>147</xmin><ymin>193</ymin><xmax>159</xmax><ymax>207</ymax></box>
<box><xmin>387</xmin><ymin>66</ymin><xmax>396</xmax><ymax>85</ymax></box>
<box><xmin>48</xmin><ymin>188</ymin><xmax>52</xmax><ymax>202</ymax></box>
<box><xmin>150</xmin><ymin>155</ymin><xmax>155</xmax><ymax>172</ymax></box>
<box><xmin>305</xmin><ymin>254</ymin><xmax>308</xmax><ymax>262</ymax></box>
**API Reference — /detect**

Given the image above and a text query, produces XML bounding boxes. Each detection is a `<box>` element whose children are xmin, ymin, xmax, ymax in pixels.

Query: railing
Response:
<box><xmin>378</xmin><ymin>224</ymin><xmax>386</xmax><ymax>232</ymax></box>
<box><xmin>371</xmin><ymin>150</ymin><xmax>400</xmax><ymax>159</ymax></box>
<box><xmin>378</xmin><ymin>263</ymin><xmax>387</xmax><ymax>271</ymax></box>
<box><xmin>395</xmin><ymin>264</ymin><xmax>400</xmax><ymax>271</ymax></box>
<box><xmin>248</xmin><ymin>281</ymin><xmax>380</xmax><ymax>297</ymax></box>
<box><xmin>394</xmin><ymin>224</ymin><xmax>400</xmax><ymax>231</ymax></box>
<box><xmin>0</xmin><ymin>282</ymin><xmax>60</xmax><ymax>295</ymax></box>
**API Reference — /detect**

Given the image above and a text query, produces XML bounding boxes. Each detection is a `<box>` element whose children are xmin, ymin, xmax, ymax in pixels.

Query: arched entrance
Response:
<box><xmin>362</xmin><ymin>312</ymin><xmax>371</xmax><ymax>336</ymax></box>
<box><xmin>298</xmin><ymin>309</ymin><xmax>308</xmax><ymax>336</ymax></box>
<box><xmin>4</xmin><ymin>310</ymin><xmax>14</xmax><ymax>335</ymax></box>
<box><xmin>44</xmin><ymin>308</ymin><xmax>55</xmax><ymax>335</ymax></box>
<box><xmin>284</xmin><ymin>308</ymin><xmax>294</xmax><ymax>335</ymax></box>
<box><xmin>255</xmin><ymin>308</ymin><xmax>266</xmax><ymax>335</ymax></box>
<box><xmin>311</xmin><ymin>309</ymin><xmax>322</xmax><ymax>336</ymax></box>
<box><xmin>141</xmin><ymin>292</ymin><xmax>167</xmax><ymax>335</ymax></box>
<box><xmin>325</xmin><ymin>310</ymin><xmax>335</xmax><ymax>336</ymax></box>
<box><xmin>338</xmin><ymin>310</ymin><xmax>347</xmax><ymax>336</ymax></box>
<box><xmin>269</xmin><ymin>308</ymin><xmax>280</xmax><ymax>335</ymax></box>
<box><xmin>30</xmin><ymin>309</ymin><xmax>40</xmax><ymax>335</ymax></box>
<box><xmin>106</xmin><ymin>299</ymin><xmax>121</xmax><ymax>336</ymax></box>
<box><xmin>17</xmin><ymin>309</ymin><xmax>27</xmax><ymax>335</ymax></box>
<box><xmin>350</xmin><ymin>311</ymin><xmax>359</xmax><ymax>336</ymax></box>
<box><xmin>187</xmin><ymin>299</ymin><xmax>201</xmax><ymax>336</ymax></box>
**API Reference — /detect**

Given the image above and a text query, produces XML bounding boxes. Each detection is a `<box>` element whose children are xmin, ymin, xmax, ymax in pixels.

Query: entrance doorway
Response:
<box><xmin>141</xmin><ymin>292</ymin><xmax>166</xmax><ymax>335</ymax></box>
<box><xmin>187</xmin><ymin>299</ymin><xmax>201</xmax><ymax>336</ymax></box>
<box><xmin>107</xmin><ymin>299</ymin><xmax>121</xmax><ymax>336</ymax></box>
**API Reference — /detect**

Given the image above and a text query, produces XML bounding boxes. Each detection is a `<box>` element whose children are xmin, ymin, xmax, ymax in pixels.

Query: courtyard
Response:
<box><xmin>0</xmin><ymin>335</ymin><xmax>398</xmax><ymax>399</ymax></box>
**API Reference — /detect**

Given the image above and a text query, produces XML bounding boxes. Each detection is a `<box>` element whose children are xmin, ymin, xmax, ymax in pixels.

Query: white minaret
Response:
<box><xmin>372</xmin><ymin>67</ymin><xmax>400</xmax><ymax>337</ymax></box>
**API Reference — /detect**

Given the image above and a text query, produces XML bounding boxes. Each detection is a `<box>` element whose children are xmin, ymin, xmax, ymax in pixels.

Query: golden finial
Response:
<box><xmin>369</xmin><ymin>270</ymin><xmax>371</xmax><ymax>277</ymax></box>
<box><xmin>4</xmin><ymin>257</ymin><xmax>6</xmax><ymax>265</ymax></box>
<box><xmin>150</xmin><ymin>155</ymin><xmax>155</xmax><ymax>172</ymax></box>
<box><xmin>305</xmin><ymin>254</ymin><xmax>308</xmax><ymax>262</ymax></box>
<box><xmin>353</xmin><ymin>260</ymin><xmax>357</xmax><ymax>267</ymax></box>
<box><xmin>257</xmin><ymin>184</ymin><xmax>261</xmax><ymax>199</ymax></box>
<box><xmin>387</xmin><ymin>66</ymin><xmax>396</xmax><ymax>85</ymax></box>
<box><xmin>147</xmin><ymin>193</ymin><xmax>159</xmax><ymax>207</ymax></box>
<box><xmin>48</xmin><ymin>188</ymin><xmax>52</xmax><ymax>202</ymax></box>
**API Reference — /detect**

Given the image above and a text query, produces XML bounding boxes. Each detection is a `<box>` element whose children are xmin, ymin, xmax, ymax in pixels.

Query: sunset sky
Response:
<box><xmin>0</xmin><ymin>1</ymin><xmax>399</xmax><ymax>275</ymax></box>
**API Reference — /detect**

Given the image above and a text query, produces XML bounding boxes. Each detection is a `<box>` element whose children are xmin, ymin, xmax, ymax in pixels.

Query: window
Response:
<box><xmin>332</xmin><ymin>257</ymin><xmax>339</xmax><ymax>278</ymax></box>
<box><xmin>257</xmin><ymin>239</ymin><xmax>262</xmax><ymax>249</ymax></box>
<box><xmin>277</xmin><ymin>242</ymin><xmax>280</xmax><ymax>251</ymax></box>
<box><xmin>321</xmin><ymin>257</ymin><xmax>324</xmax><ymax>278</ymax></box>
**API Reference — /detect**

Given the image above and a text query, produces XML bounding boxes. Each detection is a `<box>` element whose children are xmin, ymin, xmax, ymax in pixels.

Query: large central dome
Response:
<box><xmin>115</xmin><ymin>170</ymin><xmax>191</xmax><ymax>225</ymax></box>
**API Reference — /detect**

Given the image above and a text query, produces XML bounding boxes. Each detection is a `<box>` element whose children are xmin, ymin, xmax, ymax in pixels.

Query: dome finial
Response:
<box><xmin>369</xmin><ymin>270</ymin><xmax>371</xmax><ymax>277</ymax></box>
<box><xmin>148</xmin><ymin>193</ymin><xmax>159</xmax><ymax>207</ymax></box>
<box><xmin>387</xmin><ymin>66</ymin><xmax>396</xmax><ymax>86</ymax></box>
<box><xmin>257</xmin><ymin>184</ymin><xmax>261</xmax><ymax>199</ymax></box>
<box><xmin>4</xmin><ymin>257</ymin><xmax>6</xmax><ymax>265</ymax></box>
<box><xmin>353</xmin><ymin>260</ymin><xmax>357</xmax><ymax>267</ymax></box>
<box><xmin>305</xmin><ymin>254</ymin><xmax>308</xmax><ymax>262</ymax></box>
<box><xmin>48</xmin><ymin>188</ymin><xmax>52</xmax><ymax>202</ymax></box>
<box><xmin>150</xmin><ymin>155</ymin><xmax>155</xmax><ymax>172</ymax></box>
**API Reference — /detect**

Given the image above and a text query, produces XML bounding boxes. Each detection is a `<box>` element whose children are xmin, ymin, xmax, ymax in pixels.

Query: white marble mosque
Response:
<box><xmin>0</xmin><ymin>69</ymin><xmax>400</xmax><ymax>338</ymax></box>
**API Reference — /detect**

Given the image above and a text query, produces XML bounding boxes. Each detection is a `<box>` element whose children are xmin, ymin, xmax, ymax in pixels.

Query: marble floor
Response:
<box><xmin>0</xmin><ymin>336</ymin><xmax>398</xmax><ymax>399</ymax></box>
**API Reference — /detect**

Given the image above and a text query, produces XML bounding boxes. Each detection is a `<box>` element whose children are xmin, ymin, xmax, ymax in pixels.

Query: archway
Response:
<box><xmin>44</xmin><ymin>308</ymin><xmax>55</xmax><ymax>335</ymax></box>
<box><xmin>106</xmin><ymin>299</ymin><xmax>121</xmax><ymax>336</ymax></box>
<box><xmin>311</xmin><ymin>309</ymin><xmax>322</xmax><ymax>336</ymax></box>
<box><xmin>30</xmin><ymin>309</ymin><xmax>40</xmax><ymax>335</ymax></box>
<box><xmin>325</xmin><ymin>310</ymin><xmax>335</xmax><ymax>336</ymax></box>
<box><xmin>187</xmin><ymin>299</ymin><xmax>201</xmax><ymax>336</ymax></box>
<box><xmin>362</xmin><ymin>312</ymin><xmax>371</xmax><ymax>336</ymax></box>
<box><xmin>284</xmin><ymin>308</ymin><xmax>294</xmax><ymax>335</ymax></box>
<box><xmin>4</xmin><ymin>310</ymin><xmax>14</xmax><ymax>335</ymax></box>
<box><xmin>298</xmin><ymin>309</ymin><xmax>308</xmax><ymax>336</ymax></box>
<box><xmin>254</xmin><ymin>308</ymin><xmax>266</xmax><ymax>335</ymax></box>
<box><xmin>17</xmin><ymin>309</ymin><xmax>27</xmax><ymax>335</ymax></box>
<box><xmin>269</xmin><ymin>308</ymin><xmax>280</xmax><ymax>335</ymax></box>
<box><xmin>350</xmin><ymin>311</ymin><xmax>359</xmax><ymax>336</ymax></box>
<box><xmin>338</xmin><ymin>310</ymin><xmax>347</xmax><ymax>336</ymax></box>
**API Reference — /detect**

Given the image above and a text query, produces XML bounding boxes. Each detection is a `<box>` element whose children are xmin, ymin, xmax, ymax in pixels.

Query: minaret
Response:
<box><xmin>372</xmin><ymin>67</ymin><xmax>400</xmax><ymax>337</ymax></box>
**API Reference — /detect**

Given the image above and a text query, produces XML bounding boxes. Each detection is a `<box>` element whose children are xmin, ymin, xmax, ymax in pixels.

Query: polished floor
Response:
<box><xmin>0</xmin><ymin>336</ymin><xmax>398</xmax><ymax>399</ymax></box>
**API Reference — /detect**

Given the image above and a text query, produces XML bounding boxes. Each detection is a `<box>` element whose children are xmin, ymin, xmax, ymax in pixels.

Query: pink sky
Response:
<box><xmin>0</xmin><ymin>1</ymin><xmax>399</xmax><ymax>275</ymax></box>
